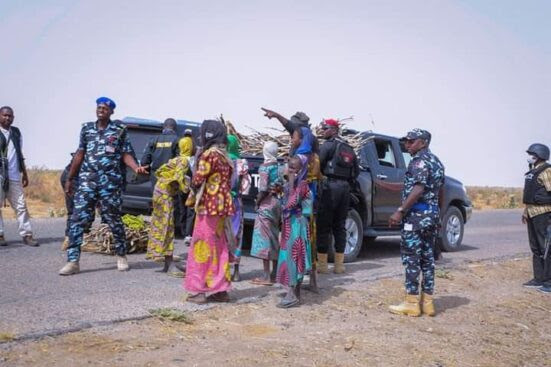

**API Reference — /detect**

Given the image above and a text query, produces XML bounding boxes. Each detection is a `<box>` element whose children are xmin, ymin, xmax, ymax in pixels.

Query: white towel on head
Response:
<box><xmin>263</xmin><ymin>141</ymin><xmax>278</xmax><ymax>164</ymax></box>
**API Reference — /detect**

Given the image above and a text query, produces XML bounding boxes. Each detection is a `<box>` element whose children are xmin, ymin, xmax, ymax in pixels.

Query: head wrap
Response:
<box><xmin>290</xmin><ymin>111</ymin><xmax>310</xmax><ymax>127</ymax></box>
<box><xmin>263</xmin><ymin>141</ymin><xmax>278</xmax><ymax>164</ymax></box>
<box><xmin>200</xmin><ymin>120</ymin><xmax>227</xmax><ymax>150</ymax></box>
<box><xmin>96</xmin><ymin>97</ymin><xmax>116</xmax><ymax>110</ymax></box>
<box><xmin>295</xmin><ymin>127</ymin><xmax>314</xmax><ymax>155</ymax></box>
<box><xmin>179</xmin><ymin>136</ymin><xmax>193</xmax><ymax>158</ymax></box>
<box><xmin>226</xmin><ymin>134</ymin><xmax>241</xmax><ymax>160</ymax></box>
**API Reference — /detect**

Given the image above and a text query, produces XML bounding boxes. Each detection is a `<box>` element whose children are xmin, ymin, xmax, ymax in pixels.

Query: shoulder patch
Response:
<box><xmin>413</xmin><ymin>159</ymin><xmax>426</xmax><ymax>169</ymax></box>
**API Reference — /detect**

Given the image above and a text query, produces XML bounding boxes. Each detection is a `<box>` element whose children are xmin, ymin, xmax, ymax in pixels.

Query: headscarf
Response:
<box><xmin>227</xmin><ymin>134</ymin><xmax>241</xmax><ymax>160</ymax></box>
<box><xmin>290</xmin><ymin>111</ymin><xmax>310</xmax><ymax>127</ymax></box>
<box><xmin>179</xmin><ymin>136</ymin><xmax>193</xmax><ymax>158</ymax></box>
<box><xmin>263</xmin><ymin>141</ymin><xmax>278</xmax><ymax>164</ymax></box>
<box><xmin>200</xmin><ymin>120</ymin><xmax>227</xmax><ymax>150</ymax></box>
<box><xmin>295</xmin><ymin>127</ymin><xmax>313</xmax><ymax>155</ymax></box>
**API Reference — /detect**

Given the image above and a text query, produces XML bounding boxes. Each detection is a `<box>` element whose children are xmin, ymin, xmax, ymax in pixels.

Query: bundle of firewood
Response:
<box><xmin>225</xmin><ymin>120</ymin><xmax>369</xmax><ymax>158</ymax></box>
<box><xmin>81</xmin><ymin>215</ymin><xmax>149</xmax><ymax>254</ymax></box>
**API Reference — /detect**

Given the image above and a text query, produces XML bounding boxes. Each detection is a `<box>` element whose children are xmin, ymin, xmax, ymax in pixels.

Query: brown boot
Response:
<box><xmin>117</xmin><ymin>256</ymin><xmax>130</xmax><ymax>271</ymax></box>
<box><xmin>0</xmin><ymin>235</ymin><xmax>7</xmax><ymax>246</ymax></box>
<box><xmin>421</xmin><ymin>292</ymin><xmax>436</xmax><ymax>316</ymax></box>
<box><xmin>389</xmin><ymin>294</ymin><xmax>421</xmax><ymax>317</ymax></box>
<box><xmin>317</xmin><ymin>253</ymin><xmax>329</xmax><ymax>274</ymax></box>
<box><xmin>59</xmin><ymin>261</ymin><xmax>80</xmax><ymax>276</ymax></box>
<box><xmin>334</xmin><ymin>252</ymin><xmax>345</xmax><ymax>274</ymax></box>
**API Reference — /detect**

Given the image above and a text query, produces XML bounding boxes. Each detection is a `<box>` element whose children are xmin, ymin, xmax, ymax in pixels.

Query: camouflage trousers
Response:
<box><xmin>400</xmin><ymin>227</ymin><xmax>436</xmax><ymax>295</ymax></box>
<box><xmin>67</xmin><ymin>185</ymin><xmax>126</xmax><ymax>262</ymax></box>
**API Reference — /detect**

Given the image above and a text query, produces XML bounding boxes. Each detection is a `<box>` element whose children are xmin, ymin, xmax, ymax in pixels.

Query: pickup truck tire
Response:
<box><xmin>438</xmin><ymin>206</ymin><xmax>464</xmax><ymax>252</ymax></box>
<box><xmin>328</xmin><ymin>208</ymin><xmax>364</xmax><ymax>263</ymax></box>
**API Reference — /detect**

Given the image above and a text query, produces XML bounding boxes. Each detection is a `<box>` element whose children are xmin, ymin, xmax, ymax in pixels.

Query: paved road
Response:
<box><xmin>0</xmin><ymin>209</ymin><xmax>528</xmax><ymax>340</ymax></box>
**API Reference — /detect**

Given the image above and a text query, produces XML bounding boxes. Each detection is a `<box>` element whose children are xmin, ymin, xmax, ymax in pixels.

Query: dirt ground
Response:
<box><xmin>1</xmin><ymin>257</ymin><xmax>550</xmax><ymax>367</ymax></box>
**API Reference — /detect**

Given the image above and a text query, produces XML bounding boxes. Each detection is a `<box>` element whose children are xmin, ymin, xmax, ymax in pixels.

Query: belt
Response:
<box><xmin>411</xmin><ymin>202</ymin><xmax>439</xmax><ymax>212</ymax></box>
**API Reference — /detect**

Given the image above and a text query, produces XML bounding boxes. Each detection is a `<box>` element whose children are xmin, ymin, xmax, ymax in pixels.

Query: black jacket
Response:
<box><xmin>141</xmin><ymin>131</ymin><xmax>180</xmax><ymax>173</ymax></box>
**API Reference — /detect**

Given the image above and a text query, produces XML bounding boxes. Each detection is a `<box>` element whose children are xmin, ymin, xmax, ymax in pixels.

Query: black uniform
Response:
<box><xmin>316</xmin><ymin>137</ymin><xmax>359</xmax><ymax>254</ymax></box>
<box><xmin>141</xmin><ymin>130</ymin><xmax>180</xmax><ymax>186</ymax></box>
<box><xmin>523</xmin><ymin>162</ymin><xmax>551</xmax><ymax>285</ymax></box>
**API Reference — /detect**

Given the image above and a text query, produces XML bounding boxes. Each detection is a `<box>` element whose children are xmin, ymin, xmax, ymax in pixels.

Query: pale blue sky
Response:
<box><xmin>1</xmin><ymin>0</ymin><xmax>549</xmax><ymax>186</ymax></box>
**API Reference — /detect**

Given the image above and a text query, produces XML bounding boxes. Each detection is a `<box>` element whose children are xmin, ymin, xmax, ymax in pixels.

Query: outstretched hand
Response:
<box><xmin>261</xmin><ymin>107</ymin><xmax>276</xmax><ymax>119</ymax></box>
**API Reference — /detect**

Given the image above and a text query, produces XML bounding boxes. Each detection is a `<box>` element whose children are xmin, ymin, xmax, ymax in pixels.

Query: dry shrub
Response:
<box><xmin>467</xmin><ymin>186</ymin><xmax>523</xmax><ymax>210</ymax></box>
<box><xmin>25</xmin><ymin>166</ymin><xmax>64</xmax><ymax>206</ymax></box>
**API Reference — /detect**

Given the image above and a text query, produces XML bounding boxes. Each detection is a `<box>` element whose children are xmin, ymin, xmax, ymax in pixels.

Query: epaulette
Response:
<box><xmin>112</xmin><ymin>120</ymin><xmax>127</xmax><ymax>130</ymax></box>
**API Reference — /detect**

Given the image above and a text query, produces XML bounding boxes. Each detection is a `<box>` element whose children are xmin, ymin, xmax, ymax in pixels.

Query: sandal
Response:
<box><xmin>250</xmin><ymin>278</ymin><xmax>274</xmax><ymax>286</ymax></box>
<box><xmin>186</xmin><ymin>293</ymin><xmax>207</xmax><ymax>304</ymax></box>
<box><xmin>207</xmin><ymin>291</ymin><xmax>230</xmax><ymax>303</ymax></box>
<box><xmin>276</xmin><ymin>298</ymin><xmax>300</xmax><ymax>309</ymax></box>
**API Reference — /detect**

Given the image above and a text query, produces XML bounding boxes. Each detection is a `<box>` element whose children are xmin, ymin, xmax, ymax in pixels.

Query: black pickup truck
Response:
<box><xmin>119</xmin><ymin>117</ymin><xmax>201</xmax><ymax>234</ymax></box>
<box><xmin>241</xmin><ymin>130</ymin><xmax>473</xmax><ymax>262</ymax></box>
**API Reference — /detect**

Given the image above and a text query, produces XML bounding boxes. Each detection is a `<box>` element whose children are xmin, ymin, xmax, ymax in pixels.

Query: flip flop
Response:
<box><xmin>250</xmin><ymin>278</ymin><xmax>274</xmax><ymax>286</ymax></box>
<box><xmin>276</xmin><ymin>298</ymin><xmax>300</xmax><ymax>309</ymax></box>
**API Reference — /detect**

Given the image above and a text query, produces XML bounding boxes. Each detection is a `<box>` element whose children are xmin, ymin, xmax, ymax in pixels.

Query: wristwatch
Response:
<box><xmin>397</xmin><ymin>206</ymin><xmax>405</xmax><ymax>213</ymax></box>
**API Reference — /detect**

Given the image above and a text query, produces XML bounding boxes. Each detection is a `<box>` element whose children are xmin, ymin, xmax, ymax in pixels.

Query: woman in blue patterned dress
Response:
<box><xmin>276</xmin><ymin>156</ymin><xmax>313</xmax><ymax>308</ymax></box>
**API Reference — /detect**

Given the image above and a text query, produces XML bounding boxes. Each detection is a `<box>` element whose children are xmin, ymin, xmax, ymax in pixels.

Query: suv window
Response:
<box><xmin>374</xmin><ymin>139</ymin><xmax>396</xmax><ymax>168</ymax></box>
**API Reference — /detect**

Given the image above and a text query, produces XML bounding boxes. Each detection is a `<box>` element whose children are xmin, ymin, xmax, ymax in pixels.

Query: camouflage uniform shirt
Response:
<box><xmin>77</xmin><ymin>120</ymin><xmax>134</xmax><ymax>187</ymax></box>
<box><xmin>402</xmin><ymin>148</ymin><xmax>445</xmax><ymax>231</ymax></box>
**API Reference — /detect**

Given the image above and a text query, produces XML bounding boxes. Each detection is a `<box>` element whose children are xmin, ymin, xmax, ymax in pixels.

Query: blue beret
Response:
<box><xmin>96</xmin><ymin>97</ymin><xmax>116</xmax><ymax>110</ymax></box>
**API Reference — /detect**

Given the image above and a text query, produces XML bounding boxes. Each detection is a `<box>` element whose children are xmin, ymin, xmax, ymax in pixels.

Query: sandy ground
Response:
<box><xmin>1</xmin><ymin>257</ymin><xmax>550</xmax><ymax>367</ymax></box>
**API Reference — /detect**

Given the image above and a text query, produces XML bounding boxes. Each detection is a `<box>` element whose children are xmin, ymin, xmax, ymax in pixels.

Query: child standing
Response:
<box><xmin>276</xmin><ymin>156</ymin><xmax>313</xmax><ymax>308</ymax></box>
<box><xmin>250</xmin><ymin>142</ymin><xmax>283</xmax><ymax>285</ymax></box>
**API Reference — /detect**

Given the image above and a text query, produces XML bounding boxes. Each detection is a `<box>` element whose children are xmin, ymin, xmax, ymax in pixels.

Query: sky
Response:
<box><xmin>0</xmin><ymin>0</ymin><xmax>549</xmax><ymax>187</ymax></box>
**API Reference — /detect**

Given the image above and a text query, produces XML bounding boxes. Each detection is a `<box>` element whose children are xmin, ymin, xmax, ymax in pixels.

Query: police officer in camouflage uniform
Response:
<box><xmin>388</xmin><ymin>128</ymin><xmax>445</xmax><ymax>317</ymax></box>
<box><xmin>59</xmin><ymin>97</ymin><xmax>147</xmax><ymax>276</ymax></box>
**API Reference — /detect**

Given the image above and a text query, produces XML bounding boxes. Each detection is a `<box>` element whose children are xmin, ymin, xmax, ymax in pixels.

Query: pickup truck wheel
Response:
<box><xmin>438</xmin><ymin>206</ymin><xmax>464</xmax><ymax>252</ymax></box>
<box><xmin>344</xmin><ymin>209</ymin><xmax>364</xmax><ymax>262</ymax></box>
<box><xmin>328</xmin><ymin>208</ymin><xmax>363</xmax><ymax>263</ymax></box>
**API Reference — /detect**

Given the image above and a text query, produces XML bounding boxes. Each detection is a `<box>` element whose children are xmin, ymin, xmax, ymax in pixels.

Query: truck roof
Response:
<box><xmin>121</xmin><ymin>116</ymin><xmax>201</xmax><ymax>128</ymax></box>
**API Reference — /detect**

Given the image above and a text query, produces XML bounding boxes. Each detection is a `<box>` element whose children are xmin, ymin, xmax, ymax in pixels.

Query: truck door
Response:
<box><xmin>365</xmin><ymin>138</ymin><xmax>404</xmax><ymax>226</ymax></box>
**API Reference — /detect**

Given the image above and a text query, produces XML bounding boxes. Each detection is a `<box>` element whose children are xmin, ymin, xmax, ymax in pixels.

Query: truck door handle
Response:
<box><xmin>376</xmin><ymin>174</ymin><xmax>387</xmax><ymax>180</ymax></box>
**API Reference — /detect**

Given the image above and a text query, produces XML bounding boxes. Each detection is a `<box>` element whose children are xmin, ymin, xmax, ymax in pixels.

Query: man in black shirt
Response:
<box><xmin>316</xmin><ymin>119</ymin><xmax>359</xmax><ymax>274</ymax></box>
<box><xmin>141</xmin><ymin>118</ymin><xmax>180</xmax><ymax>186</ymax></box>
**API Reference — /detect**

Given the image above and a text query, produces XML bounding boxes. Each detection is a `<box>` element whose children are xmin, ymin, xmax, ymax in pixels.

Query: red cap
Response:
<box><xmin>323</xmin><ymin>118</ymin><xmax>339</xmax><ymax>128</ymax></box>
